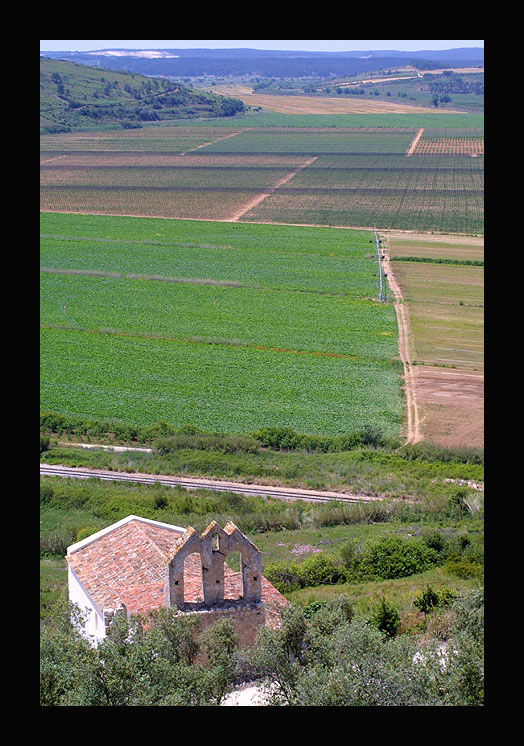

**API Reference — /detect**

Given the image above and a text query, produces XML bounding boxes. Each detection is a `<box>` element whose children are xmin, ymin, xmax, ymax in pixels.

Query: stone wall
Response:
<box><xmin>188</xmin><ymin>602</ymin><xmax>266</xmax><ymax>650</ymax></box>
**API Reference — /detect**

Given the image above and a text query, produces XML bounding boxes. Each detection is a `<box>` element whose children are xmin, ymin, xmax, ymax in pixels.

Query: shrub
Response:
<box><xmin>263</xmin><ymin>561</ymin><xmax>304</xmax><ymax>593</ymax></box>
<box><xmin>413</xmin><ymin>586</ymin><xmax>440</xmax><ymax>615</ymax></box>
<box><xmin>76</xmin><ymin>526</ymin><xmax>99</xmax><ymax>542</ymax></box>
<box><xmin>339</xmin><ymin>539</ymin><xmax>359</xmax><ymax>569</ymax></box>
<box><xmin>153</xmin><ymin>494</ymin><xmax>169</xmax><ymax>510</ymax></box>
<box><xmin>448</xmin><ymin>489</ymin><xmax>470</xmax><ymax>517</ymax></box>
<box><xmin>359</xmin><ymin>424</ymin><xmax>384</xmax><ymax>447</ymax></box>
<box><xmin>40</xmin><ymin>528</ymin><xmax>77</xmax><ymax>556</ymax></box>
<box><xmin>153</xmin><ymin>433</ymin><xmax>259</xmax><ymax>455</ymax></box>
<box><xmin>444</xmin><ymin>558</ymin><xmax>483</xmax><ymax>579</ymax></box>
<box><xmin>372</xmin><ymin>597</ymin><xmax>401</xmax><ymax>638</ymax></box>
<box><xmin>40</xmin><ymin>483</ymin><xmax>54</xmax><ymax>505</ymax></box>
<box><xmin>298</xmin><ymin>553</ymin><xmax>345</xmax><ymax>587</ymax></box>
<box><xmin>421</xmin><ymin>529</ymin><xmax>446</xmax><ymax>553</ymax></box>
<box><xmin>264</xmin><ymin>553</ymin><xmax>344</xmax><ymax>593</ymax></box>
<box><xmin>351</xmin><ymin>536</ymin><xmax>440</xmax><ymax>581</ymax></box>
<box><xmin>40</xmin><ymin>435</ymin><xmax>50</xmax><ymax>454</ymax></box>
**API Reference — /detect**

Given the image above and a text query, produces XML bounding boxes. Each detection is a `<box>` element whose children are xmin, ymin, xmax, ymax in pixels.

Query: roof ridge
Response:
<box><xmin>134</xmin><ymin>521</ymin><xmax>174</xmax><ymax>562</ymax></box>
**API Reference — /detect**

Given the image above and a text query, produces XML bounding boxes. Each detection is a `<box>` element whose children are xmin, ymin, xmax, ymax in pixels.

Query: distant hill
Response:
<box><xmin>41</xmin><ymin>47</ymin><xmax>484</xmax><ymax>79</ymax></box>
<box><xmin>40</xmin><ymin>58</ymin><xmax>245</xmax><ymax>133</ymax></box>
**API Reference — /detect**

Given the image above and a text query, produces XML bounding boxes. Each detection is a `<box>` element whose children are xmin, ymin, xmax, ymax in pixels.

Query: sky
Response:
<box><xmin>40</xmin><ymin>40</ymin><xmax>484</xmax><ymax>53</ymax></box>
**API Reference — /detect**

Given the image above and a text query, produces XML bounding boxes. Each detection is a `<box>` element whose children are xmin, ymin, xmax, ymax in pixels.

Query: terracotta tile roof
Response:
<box><xmin>67</xmin><ymin>517</ymin><xmax>288</xmax><ymax>620</ymax></box>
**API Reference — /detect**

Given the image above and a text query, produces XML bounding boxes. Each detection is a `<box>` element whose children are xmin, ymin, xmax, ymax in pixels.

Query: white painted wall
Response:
<box><xmin>68</xmin><ymin>566</ymin><xmax>106</xmax><ymax>644</ymax></box>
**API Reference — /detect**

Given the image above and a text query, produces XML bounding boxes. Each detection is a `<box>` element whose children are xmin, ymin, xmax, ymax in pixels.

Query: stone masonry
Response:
<box><xmin>164</xmin><ymin>520</ymin><xmax>263</xmax><ymax>610</ymax></box>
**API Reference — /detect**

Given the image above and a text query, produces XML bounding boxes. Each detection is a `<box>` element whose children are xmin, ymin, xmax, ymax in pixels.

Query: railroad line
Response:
<box><xmin>40</xmin><ymin>463</ymin><xmax>379</xmax><ymax>504</ymax></box>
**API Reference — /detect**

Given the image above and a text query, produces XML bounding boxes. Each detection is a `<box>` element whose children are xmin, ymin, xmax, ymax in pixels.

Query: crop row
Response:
<box><xmin>242</xmin><ymin>189</ymin><xmax>484</xmax><ymax>233</ymax></box>
<box><xmin>40</xmin><ymin>234</ymin><xmax>379</xmax><ymax>297</ymax></box>
<box><xmin>40</xmin><ymin>272</ymin><xmax>398</xmax><ymax>361</ymax></box>
<box><xmin>40</xmin><ymin>327</ymin><xmax>402</xmax><ymax>436</ymax></box>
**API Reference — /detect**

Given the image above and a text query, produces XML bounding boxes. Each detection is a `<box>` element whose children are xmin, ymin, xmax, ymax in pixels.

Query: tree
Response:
<box><xmin>246</xmin><ymin>594</ymin><xmax>483</xmax><ymax>706</ymax></box>
<box><xmin>40</xmin><ymin>602</ymin><xmax>240</xmax><ymax>706</ymax></box>
<box><xmin>414</xmin><ymin>586</ymin><xmax>440</xmax><ymax>616</ymax></box>
<box><xmin>372</xmin><ymin>597</ymin><xmax>401</xmax><ymax>638</ymax></box>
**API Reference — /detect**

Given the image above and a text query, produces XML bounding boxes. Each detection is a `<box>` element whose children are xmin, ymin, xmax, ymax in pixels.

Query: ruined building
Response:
<box><xmin>67</xmin><ymin>515</ymin><xmax>287</xmax><ymax>646</ymax></box>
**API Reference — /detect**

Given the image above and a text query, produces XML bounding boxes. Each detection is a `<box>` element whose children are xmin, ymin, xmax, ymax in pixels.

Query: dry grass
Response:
<box><xmin>209</xmin><ymin>87</ymin><xmax>463</xmax><ymax>115</ymax></box>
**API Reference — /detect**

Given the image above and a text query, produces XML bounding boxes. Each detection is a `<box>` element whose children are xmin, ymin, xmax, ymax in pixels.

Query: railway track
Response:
<box><xmin>40</xmin><ymin>463</ymin><xmax>379</xmax><ymax>505</ymax></box>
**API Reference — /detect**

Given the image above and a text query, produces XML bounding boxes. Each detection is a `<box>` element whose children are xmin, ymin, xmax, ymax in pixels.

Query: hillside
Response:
<box><xmin>41</xmin><ymin>47</ymin><xmax>484</xmax><ymax>78</ymax></box>
<box><xmin>40</xmin><ymin>58</ymin><xmax>245</xmax><ymax>133</ymax></box>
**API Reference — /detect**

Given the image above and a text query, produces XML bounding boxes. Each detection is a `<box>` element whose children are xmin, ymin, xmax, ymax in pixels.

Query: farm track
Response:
<box><xmin>227</xmin><ymin>157</ymin><xmax>318</xmax><ymax>221</ymax></box>
<box><xmin>406</xmin><ymin>128</ymin><xmax>425</xmax><ymax>156</ymax></box>
<box><xmin>39</xmin><ymin>463</ymin><xmax>386</xmax><ymax>504</ymax></box>
<box><xmin>382</xmin><ymin>234</ymin><xmax>422</xmax><ymax>445</ymax></box>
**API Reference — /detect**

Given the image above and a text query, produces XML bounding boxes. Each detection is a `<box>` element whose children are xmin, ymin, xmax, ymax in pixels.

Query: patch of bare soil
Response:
<box><xmin>414</xmin><ymin>366</ymin><xmax>484</xmax><ymax>449</ymax></box>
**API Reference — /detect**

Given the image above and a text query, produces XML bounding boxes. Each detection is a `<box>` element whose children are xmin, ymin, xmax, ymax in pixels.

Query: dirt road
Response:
<box><xmin>227</xmin><ymin>157</ymin><xmax>318</xmax><ymax>221</ymax></box>
<box><xmin>406</xmin><ymin>128</ymin><xmax>425</xmax><ymax>156</ymax></box>
<box><xmin>382</xmin><ymin>234</ymin><xmax>422</xmax><ymax>444</ymax></box>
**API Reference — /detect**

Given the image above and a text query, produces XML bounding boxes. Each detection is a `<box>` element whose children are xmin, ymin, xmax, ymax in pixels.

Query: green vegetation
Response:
<box><xmin>40</xmin><ymin>584</ymin><xmax>484</xmax><ymax>705</ymax></box>
<box><xmin>161</xmin><ymin>111</ymin><xmax>484</xmax><ymax>128</ymax></box>
<box><xmin>40</xmin><ymin>58</ymin><xmax>244</xmax><ymax>133</ymax></box>
<box><xmin>40</xmin><ymin>212</ymin><xmax>402</xmax><ymax>436</ymax></box>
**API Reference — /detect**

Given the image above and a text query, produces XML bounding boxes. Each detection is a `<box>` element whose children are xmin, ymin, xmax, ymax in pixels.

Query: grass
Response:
<box><xmin>40</xmin><ymin>440</ymin><xmax>484</xmax><ymax>498</ymax></box>
<box><xmin>286</xmin><ymin>565</ymin><xmax>482</xmax><ymax>616</ymax></box>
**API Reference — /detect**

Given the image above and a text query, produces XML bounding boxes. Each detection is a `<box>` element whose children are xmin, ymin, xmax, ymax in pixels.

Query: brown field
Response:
<box><xmin>389</xmin><ymin>233</ymin><xmax>483</xmax><ymax>262</ymax></box>
<box><xmin>414</xmin><ymin>366</ymin><xmax>484</xmax><ymax>449</ymax></box>
<box><xmin>39</xmin><ymin>187</ymin><xmax>256</xmax><ymax>220</ymax></box>
<box><xmin>386</xmin><ymin>232</ymin><xmax>483</xmax><ymax>449</ymax></box>
<box><xmin>208</xmin><ymin>86</ymin><xmax>463</xmax><ymax>115</ymax></box>
<box><xmin>412</xmin><ymin>136</ymin><xmax>484</xmax><ymax>156</ymax></box>
<box><xmin>392</xmin><ymin>262</ymin><xmax>484</xmax><ymax>306</ymax></box>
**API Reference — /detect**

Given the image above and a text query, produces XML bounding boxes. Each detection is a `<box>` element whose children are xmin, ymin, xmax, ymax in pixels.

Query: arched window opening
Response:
<box><xmin>224</xmin><ymin>551</ymin><xmax>243</xmax><ymax>601</ymax></box>
<box><xmin>183</xmin><ymin>552</ymin><xmax>203</xmax><ymax>604</ymax></box>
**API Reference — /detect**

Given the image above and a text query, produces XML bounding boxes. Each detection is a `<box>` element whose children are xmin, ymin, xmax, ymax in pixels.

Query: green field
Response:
<box><xmin>40</xmin><ymin>212</ymin><xmax>402</xmax><ymax>436</ymax></box>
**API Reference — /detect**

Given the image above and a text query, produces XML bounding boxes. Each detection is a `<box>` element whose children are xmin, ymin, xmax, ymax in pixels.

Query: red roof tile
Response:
<box><xmin>67</xmin><ymin>517</ymin><xmax>288</xmax><ymax>620</ymax></box>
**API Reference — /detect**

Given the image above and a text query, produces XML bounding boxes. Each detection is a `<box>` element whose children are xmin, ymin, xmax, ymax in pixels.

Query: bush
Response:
<box><xmin>40</xmin><ymin>528</ymin><xmax>77</xmax><ymax>556</ymax></box>
<box><xmin>76</xmin><ymin>526</ymin><xmax>99</xmax><ymax>542</ymax></box>
<box><xmin>153</xmin><ymin>433</ymin><xmax>259</xmax><ymax>455</ymax></box>
<box><xmin>298</xmin><ymin>553</ymin><xmax>345</xmax><ymax>586</ymax></box>
<box><xmin>153</xmin><ymin>494</ymin><xmax>169</xmax><ymax>510</ymax></box>
<box><xmin>40</xmin><ymin>483</ymin><xmax>54</xmax><ymax>505</ymax></box>
<box><xmin>413</xmin><ymin>586</ymin><xmax>440</xmax><ymax>615</ymax></box>
<box><xmin>444</xmin><ymin>558</ymin><xmax>483</xmax><ymax>579</ymax></box>
<box><xmin>351</xmin><ymin>537</ymin><xmax>440</xmax><ymax>581</ymax></box>
<box><xmin>421</xmin><ymin>530</ymin><xmax>445</xmax><ymax>553</ymax></box>
<box><xmin>372</xmin><ymin>597</ymin><xmax>401</xmax><ymax>638</ymax></box>
<box><xmin>264</xmin><ymin>553</ymin><xmax>345</xmax><ymax>593</ymax></box>
<box><xmin>40</xmin><ymin>435</ymin><xmax>50</xmax><ymax>454</ymax></box>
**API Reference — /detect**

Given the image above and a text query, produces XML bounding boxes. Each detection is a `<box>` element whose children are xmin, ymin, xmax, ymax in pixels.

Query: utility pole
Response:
<box><xmin>374</xmin><ymin>225</ymin><xmax>385</xmax><ymax>302</ymax></box>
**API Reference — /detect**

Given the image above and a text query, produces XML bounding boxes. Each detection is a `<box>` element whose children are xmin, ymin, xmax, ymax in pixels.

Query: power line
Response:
<box><xmin>374</xmin><ymin>225</ymin><xmax>386</xmax><ymax>302</ymax></box>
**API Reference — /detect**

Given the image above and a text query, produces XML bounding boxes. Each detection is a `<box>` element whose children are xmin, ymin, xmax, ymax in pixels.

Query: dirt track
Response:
<box><xmin>382</xmin><ymin>234</ymin><xmax>421</xmax><ymax>444</ymax></box>
<box><xmin>406</xmin><ymin>128</ymin><xmax>425</xmax><ymax>156</ymax></box>
<box><xmin>227</xmin><ymin>157</ymin><xmax>318</xmax><ymax>221</ymax></box>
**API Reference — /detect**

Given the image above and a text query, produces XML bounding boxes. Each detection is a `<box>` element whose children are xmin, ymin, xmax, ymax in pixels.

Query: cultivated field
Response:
<box><xmin>40</xmin><ymin>125</ymin><xmax>484</xmax><ymax>234</ymax></box>
<box><xmin>40</xmin><ymin>212</ymin><xmax>402</xmax><ymax>436</ymax></box>
<box><xmin>387</xmin><ymin>232</ymin><xmax>484</xmax><ymax>448</ymax></box>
